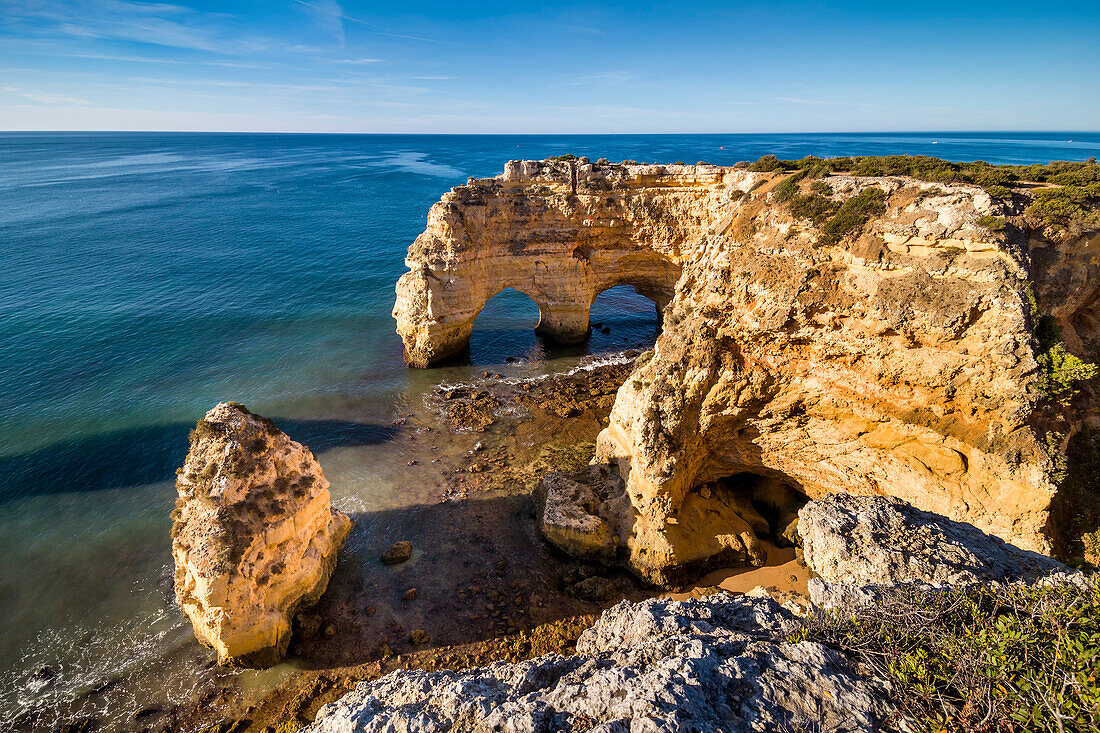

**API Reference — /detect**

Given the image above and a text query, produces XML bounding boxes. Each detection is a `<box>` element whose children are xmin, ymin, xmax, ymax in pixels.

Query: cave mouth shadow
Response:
<box><xmin>0</xmin><ymin>418</ymin><xmax>399</xmax><ymax>504</ymax></box>
<box><xmin>702</xmin><ymin>470</ymin><xmax>810</xmax><ymax>547</ymax></box>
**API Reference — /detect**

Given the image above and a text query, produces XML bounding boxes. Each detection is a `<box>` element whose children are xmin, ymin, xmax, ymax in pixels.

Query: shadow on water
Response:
<box><xmin>0</xmin><ymin>418</ymin><xmax>398</xmax><ymax>504</ymax></box>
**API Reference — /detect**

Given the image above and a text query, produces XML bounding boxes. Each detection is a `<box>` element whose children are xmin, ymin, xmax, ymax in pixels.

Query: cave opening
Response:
<box><xmin>709</xmin><ymin>471</ymin><xmax>809</xmax><ymax>547</ymax></box>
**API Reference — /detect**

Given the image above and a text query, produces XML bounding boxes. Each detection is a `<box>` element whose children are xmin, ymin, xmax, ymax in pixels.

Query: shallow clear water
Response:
<box><xmin>1</xmin><ymin>131</ymin><xmax>1098</xmax><ymax>727</ymax></box>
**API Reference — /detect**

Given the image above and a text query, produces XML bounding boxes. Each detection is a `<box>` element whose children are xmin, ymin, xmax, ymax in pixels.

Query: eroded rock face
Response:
<box><xmin>401</xmin><ymin>159</ymin><xmax>1099</xmax><ymax>587</ymax></box>
<box><xmin>393</xmin><ymin>159</ymin><xmax>745</xmax><ymax>366</ymax></box>
<box><xmin>306</xmin><ymin>594</ymin><xmax>891</xmax><ymax>733</ymax></box>
<box><xmin>172</xmin><ymin>403</ymin><xmax>352</xmax><ymax>667</ymax></box>
<box><xmin>800</xmin><ymin>493</ymin><xmax>1071</xmax><ymax>587</ymax></box>
<box><xmin>593</xmin><ymin>175</ymin><xmax>1097</xmax><ymax>583</ymax></box>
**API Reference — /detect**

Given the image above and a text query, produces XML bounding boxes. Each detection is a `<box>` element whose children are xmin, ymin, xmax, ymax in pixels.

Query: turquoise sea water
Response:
<box><xmin>2</xmin><ymin>132</ymin><xmax>1099</xmax><ymax>728</ymax></box>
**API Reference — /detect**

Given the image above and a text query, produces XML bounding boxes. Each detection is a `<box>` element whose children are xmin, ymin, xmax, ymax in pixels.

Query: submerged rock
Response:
<box><xmin>172</xmin><ymin>402</ymin><xmax>352</xmax><ymax>668</ymax></box>
<box><xmin>306</xmin><ymin>594</ymin><xmax>891</xmax><ymax>733</ymax></box>
<box><xmin>380</xmin><ymin>541</ymin><xmax>412</xmax><ymax>566</ymax></box>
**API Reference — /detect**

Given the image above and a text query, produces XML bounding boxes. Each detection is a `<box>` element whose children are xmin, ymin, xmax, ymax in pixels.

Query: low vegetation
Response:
<box><xmin>788</xmin><ymin>189</ymin><xmax>840</xmax><ymax>224</ymax></box>
<box><xmin>793</xmin><ymin>579</ymin><xmax>1100</xmax><ymax>732</ymax></box>
<box><xmin>818</xmin><ymin>188</ymin><xmax>887</xmax><ymax>246</ymax></box>
<box><xmin>745</xmin><ymin>154</ymin><xmax>1100</xmax><ymax>233</ymax></box>
<box><xmin>1034</xmin><ymin>317</ymin><xmax>1098</xmax><ymax>406</ymax></box>
<box><xmin>1037</xmin><ymin>343</ymin><xmax>1099</xmax><ymax>406</ymax></box>
<box><xmin>976</xmin><ymin>214</ymin><xmax>1007</xmax><ymax>232</ymax></box>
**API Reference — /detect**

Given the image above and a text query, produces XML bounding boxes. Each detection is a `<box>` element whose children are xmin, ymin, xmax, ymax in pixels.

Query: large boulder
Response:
<box><xmin>306</xmin><ymin>594</ymin><xmax>891</xmax><ymax>733</ymax></box>
<box><xmin>172</xmin><ymin>402</ymin><xmax>352</xmax><ymax>667</ymax></box>
<box><xmin>798</xmin><ymin>494</ymin><xmax>1080</xmax><ymax>607</ymax></box>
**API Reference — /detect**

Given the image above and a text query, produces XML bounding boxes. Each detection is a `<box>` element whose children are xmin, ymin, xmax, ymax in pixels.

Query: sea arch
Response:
<box><xmin>393</xmin><ymin>158</ymin><xmax>734</xmax><ymax>367</ymax></box>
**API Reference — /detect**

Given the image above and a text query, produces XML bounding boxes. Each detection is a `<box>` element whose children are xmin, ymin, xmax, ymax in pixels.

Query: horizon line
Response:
<box><xmin>2</xmin><ymin>129</ymin><xmax>1099</xmax><ymax>136</ymax></box>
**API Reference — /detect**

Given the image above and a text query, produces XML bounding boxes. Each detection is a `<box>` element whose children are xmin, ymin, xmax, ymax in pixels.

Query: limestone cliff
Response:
<box><xmin>397</xmin><ymin>158</ymin><xmax>1100</xmax><ymax>586</ymax></box>
<box><xmin>172</xmin><ymin>403</ymin><xmax>352</xmax><ymax>667</ymax></box>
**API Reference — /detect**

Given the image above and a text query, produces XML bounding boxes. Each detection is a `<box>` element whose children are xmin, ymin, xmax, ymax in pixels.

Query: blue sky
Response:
<box><xmin>1</xmin><ymin>1</ymin><xmax>1098</xmax><ymax>132</ymax></box>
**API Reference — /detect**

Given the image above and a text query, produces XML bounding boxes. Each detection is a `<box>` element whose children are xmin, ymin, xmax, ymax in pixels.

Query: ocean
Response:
<box><xmin>2</xmin><ymin>131</ymin><xmax>1098</xmax><ymax>728</ymax></box>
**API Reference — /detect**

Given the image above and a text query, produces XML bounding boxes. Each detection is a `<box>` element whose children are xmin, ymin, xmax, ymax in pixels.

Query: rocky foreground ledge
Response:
<box><xmin>305</xmin><ymin>494</ymin><xmax>1089</xmax><ymax>732</ymax></box>
<box><xmin>307</xmin><ymin>594</ymin><xmax>887</xmax><ymax>733</ymax></box>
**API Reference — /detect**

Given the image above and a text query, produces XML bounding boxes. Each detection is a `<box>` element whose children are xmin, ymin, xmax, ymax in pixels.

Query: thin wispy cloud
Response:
<box><xmin>772</xmin><ymin>97</ymin><xmax>872</xmax><ymax>108</ymax></box>
<box><xmin>292</xmin><ymin>0</ymin><xmax>458</xmax><ymax>46</ymax></box>
<box><xmin>567</xmin><ymin>71</ymin><xmax>636</xmax><ymax>86</ymax></box>
<box><xmin>294</xmin><ymin>0</ymin><xmax>345</xmax><ymax>46</ymax></box>
<box><xmin>54</xmin><ymin>52</ymin><xmax>268</xmax><ymax>69</ymax></box>
<box><xmin>338</xmin><ymin>58</ymin><xmax>383</xmax><ymax>65</ymax></box>
<box><xmin>1</xmin><ymin>0</ymin><xmax>269</xmax><ymax>53</ymax></box>
<box><xmin>67</xmin><ymin>52</ymin><xmax>183</xmax><ymax>64</ymax></box>
<box><xmin>22</xmin><ymin>91</ymin><xmax>91</xmax><ymax>105</ymax></box>
<box><xmin>129</xmin><ymin>77</ymin><xmax>344</xmax><ymax>93</ymax></box>
<box><xmin>2</xmin><ymin>85</ymin><xmax>90</xmax><ymax>105</ymax></box>
<box><xmin>411</xmin><ymin>75</ymin><xmax>456</xmax><ymax>80</ymax></box>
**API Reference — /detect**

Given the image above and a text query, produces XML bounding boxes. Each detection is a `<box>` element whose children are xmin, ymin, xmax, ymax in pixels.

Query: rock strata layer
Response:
<box><xmin>172</xmin><ymin>402</ymin><xmax>352</xmax><ymax>667</ymax></box>
<box><xmin>398</xmin><ymin>158</ymin><xmax>1099</xmax><ymax>585</ymax></box>
<box><xmin>306</xmin><ymin>594</ymin><xmax>890</xmax><ymax>733</ymax></box>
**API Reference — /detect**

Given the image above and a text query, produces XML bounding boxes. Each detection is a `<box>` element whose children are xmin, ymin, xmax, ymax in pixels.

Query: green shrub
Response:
<box><xmin>818</xmin><ymin>188</ymin><xmax>888</xmax><ymax>246</ymax></box>
<box><xmin>983</xmin><ymin>184</ymin><xmax>1014</xmax><ymax>199</ymax></box>
<box><xmin>788</xmin><ymin>193</ymin><xmax>840</xmax><ymax>224</ymax></box>
<box><xmin>773</xmin><ymin>173</ymin><xmax>803</xmax><ymax>202</ymax></box>
<box><xmin>1026</xmin><ymin>184</ymin><xmax>1100</xmax><ymax>232</ymax></box>
<box><xmin>1037</xmin><ymin>342</ymin><xmax>1098</xmax><ymax>405</ymax></box>
<box><xmin>792</xmin><ymin>579</ymin><xmax>1100</xmax><ymax>732</ymax></box>
<box><xmin>748</xmin><ymin>154</ymin><xmax>784</xmax><ymax>172</ymax></box>
<box><xmin>810</xmin><ymin>180</ymin><xmax>832</xmax><ymax>196</ymax></box>
<box><xmin>976</xmin><ymin>214</ymin><xmax>1007</xmax><ymax>232</ymax></box>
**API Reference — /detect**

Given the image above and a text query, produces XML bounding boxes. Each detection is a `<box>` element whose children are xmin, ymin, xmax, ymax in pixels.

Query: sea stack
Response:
<box><xmin>171</xmin><ymin>402</ymin><xmax>352</xmax><ymax>667</ymax></box>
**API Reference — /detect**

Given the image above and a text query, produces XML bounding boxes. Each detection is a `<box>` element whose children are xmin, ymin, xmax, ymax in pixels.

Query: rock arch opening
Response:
<box><xmin>467</xmin><ymin>287</ymin><xmax>545</xmax><ymax>363</ymax></box>
<box><xmin>588</xmin><ymin>284</ymin><xmax>663</xmax><ymax>352</ymax></box>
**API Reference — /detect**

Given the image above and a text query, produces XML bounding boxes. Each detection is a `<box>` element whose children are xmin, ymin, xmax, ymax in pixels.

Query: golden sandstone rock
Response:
<box><xmin>172</xmin><ymin>403</ymin><xmax>352</xmax><ymax>667</ymax></box>
<box><xmin>396</xmin><ymin>159</ymin><xmax>1099</xmax><ymax>587</ymax></box>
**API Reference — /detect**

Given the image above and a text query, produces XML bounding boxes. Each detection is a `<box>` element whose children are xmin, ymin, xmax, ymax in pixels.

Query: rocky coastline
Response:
<box><xmin>44</xmin><ymin>154</ymin><xmax>1099</xmax><ymax>733</ymax></box>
